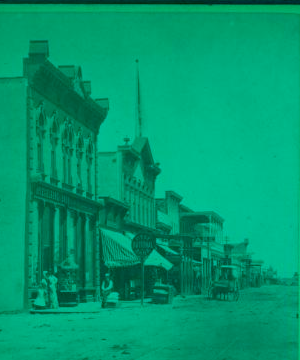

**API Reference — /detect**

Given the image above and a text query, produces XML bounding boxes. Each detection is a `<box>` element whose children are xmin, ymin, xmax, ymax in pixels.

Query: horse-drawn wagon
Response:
<box><xmin>207</xmin><ymin>265</ymin><xmax>239</xmax><ymax>301</ymax></box>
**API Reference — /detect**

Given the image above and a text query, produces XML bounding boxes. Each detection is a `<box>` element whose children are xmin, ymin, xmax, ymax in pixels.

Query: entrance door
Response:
<box><xmin>39</xmin><ymin>204</ymin><xmax>55</xmax><ymax>277</ymax></box>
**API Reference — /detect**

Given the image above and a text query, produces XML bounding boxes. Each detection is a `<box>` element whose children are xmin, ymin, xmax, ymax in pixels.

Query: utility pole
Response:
<box><xmin>208</xmin><ymin>214</ymin><xmax>211</xmax><ymax>288</ymax></box>
<box><xmin>180</xmin><ymin>238</ymin><xmax>184</xmax><ymax>296</ymax></box>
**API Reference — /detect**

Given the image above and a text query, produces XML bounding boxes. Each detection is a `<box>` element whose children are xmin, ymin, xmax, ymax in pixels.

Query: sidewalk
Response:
<box><xmin>29</xmin><ymin>297</ymin><xmax>155</xmax><ymax>314</ymax></box>
<box><xmin>26</xmin><ymin>287</ymin><xmax>262</xmax><ymax>314</ymax></box>
<box><xmin>29</xmin><ymin>294</ymin><xmax>204</xmax><ymax>314</ymax></box>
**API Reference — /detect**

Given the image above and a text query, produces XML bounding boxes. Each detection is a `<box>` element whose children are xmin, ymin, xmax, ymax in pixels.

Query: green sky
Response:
<box><xmin>0</xmin><ymin>9</ymin><xmax>298</xmax><ymax>277</ymax></box>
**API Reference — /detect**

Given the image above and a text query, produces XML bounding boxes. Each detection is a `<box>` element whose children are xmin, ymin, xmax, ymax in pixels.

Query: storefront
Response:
<box><xmin>100</xmin><ymin>228</ymin><xmax>173</xmax><ymax>300</ymax></box>
<box><xmin>30</xmin><ymin>181</ymin><xmax>102</xmax><ymax>303</ymax></box>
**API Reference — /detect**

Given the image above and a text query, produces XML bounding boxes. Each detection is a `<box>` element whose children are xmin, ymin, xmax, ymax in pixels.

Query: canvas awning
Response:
<box><xmin>100</xmin><ymin>228</ymin><xmax>139</xmax><ymax>268</ymax></box>
<box><xmin>144</xmin><ymin>249</ymin><xmax>174</xmax><ymax>271</ymax></box>
<box><xmin>101</xmin><ymin>229</ymin><xmax>173</xmax><ymax>270</ymax></box>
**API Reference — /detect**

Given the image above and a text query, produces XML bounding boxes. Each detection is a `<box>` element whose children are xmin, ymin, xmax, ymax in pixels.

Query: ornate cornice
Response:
<box><xmin>26</xmin><ymin>60</ymin><xmax>108</xmax><ymax>133</ymax></box>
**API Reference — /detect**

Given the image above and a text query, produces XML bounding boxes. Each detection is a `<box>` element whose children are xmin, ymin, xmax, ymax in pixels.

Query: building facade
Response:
<box><xmin>0</xmin><ymin>41</ymin><xmax>109</xmax><ymax>310</ymax></box>
<box><xmin>180</xmin><ymin>211</ymin><xmax>225</xmax><ymax>289</ymax></box>
<box><xmin>97</xmin><ymin>137</ymin><xmax>161</xmax><ymax>234</ymax></box>
<box><xmin>155</xmin><ymin>192</ymin><xmax>197</xmax><ymax>295</ymax></box>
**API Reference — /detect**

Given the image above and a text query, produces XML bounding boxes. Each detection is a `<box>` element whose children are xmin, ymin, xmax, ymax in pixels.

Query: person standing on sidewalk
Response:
<box><xmin>43</xmin><ymin>270</ymin><xmax>59</xmax><ymax>309</ymax></box>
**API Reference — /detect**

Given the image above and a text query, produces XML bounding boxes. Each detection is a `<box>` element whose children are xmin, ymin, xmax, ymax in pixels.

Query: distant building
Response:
<box><xmin>156</xmin><ymin>191</ymin><xmax>183</xmax><ymax>235</ymax></box>
<box><xmin>0</xmin><ymin>41</ymin><xmax>109</xmax><ymax>311</ymax></box>
<box><xmin>224</xmin><ymin>239</ymin><xmax>251</xmax><ymax>288</ymax></box>
<box><xmin>97</xmin><ymin>137</ymin><xmax>161</xmax><ymax>234</ymax></box>
<box><xmin>180</xmin><ymin>211</ymin><xmax>225</xmax><ymax>289</ymax></box>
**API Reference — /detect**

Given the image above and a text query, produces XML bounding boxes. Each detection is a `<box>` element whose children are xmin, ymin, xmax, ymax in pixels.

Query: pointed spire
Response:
<box><xmin>135</xmin><ymin>59</ymin><xmax>142</xmax><ymax>138</ymax></box>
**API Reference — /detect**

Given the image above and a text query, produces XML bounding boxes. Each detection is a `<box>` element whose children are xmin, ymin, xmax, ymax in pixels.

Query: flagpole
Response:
<box><xmin>135</xmin><ymin>59</ymin><xmax>142</xmax><ymax>138</ymax></box>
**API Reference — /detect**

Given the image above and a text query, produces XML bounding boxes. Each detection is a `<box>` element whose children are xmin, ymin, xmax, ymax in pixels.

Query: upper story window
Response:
<box><xmin>76</xmin><ymin>127</ymin><xmax>84</xmax><ymax>190</ymax></box>
<box><xmin>86</xmin><ymin>134</ymin><xmax>94</xmax><ymax>195</ymax></box>
<box><xmin>62</xmin><ymin>118</ymin><xmax>74</xmax><ymax>187</ymax></box>
<box><xmin>36</xmin><ymin>101</ymin><xmax>47</xmax><ymax>173</ymax></box>
<box><xmin>49</xmin><ymin>110</ymin><xmax>60</xmax><ymax>181</ymax></box>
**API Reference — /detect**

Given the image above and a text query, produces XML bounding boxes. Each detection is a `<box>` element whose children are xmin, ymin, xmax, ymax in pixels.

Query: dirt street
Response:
<box><xmin>0</xmin><ymin>285</ymin><xmax>298</xmax><ymax>360</ymax></box>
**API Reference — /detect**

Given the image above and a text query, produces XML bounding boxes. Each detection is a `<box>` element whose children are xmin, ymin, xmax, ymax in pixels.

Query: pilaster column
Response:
<box><xmin>95</xmin><ymin>218</ymin><xmax>101</xmax><ymax>301</ymax></box>
<box><xmin>84</xmin><ymin>215</ymin><xmax>90</xmax><ymax>286</ymax></box>
<box><xmin>53</xmin><ymin>206</ymin><xmax>60</xmax><ymax>269</ymax></box>
<box><xmin>28</xmin><ymin>200</ymin><xmax>39</xmax><ymax>288</ymax></box>
<box><xmin>38</xmin><ymin>201</ymin><xmax>45</xmax><ymax>281</ymax></box>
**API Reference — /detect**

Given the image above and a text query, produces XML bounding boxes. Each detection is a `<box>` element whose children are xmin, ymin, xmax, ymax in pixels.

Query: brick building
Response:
<box><xmin>0</xmin><ymin>41</ymin><xmax>109</xmax><ymax>311</ymax></box>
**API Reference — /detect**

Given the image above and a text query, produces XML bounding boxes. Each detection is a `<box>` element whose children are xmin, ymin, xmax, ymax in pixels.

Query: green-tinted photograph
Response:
<box><xmin>0</xmin><ymin>5</ymin><xmax>298</xmax><ymax>360</ymax></box>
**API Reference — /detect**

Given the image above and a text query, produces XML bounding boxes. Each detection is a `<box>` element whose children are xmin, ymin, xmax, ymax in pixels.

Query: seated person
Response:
<box><xmin>33</xmin><ymin>279</ymin><xmax>48</xmax><ymax>310</ymax></box>
<box><xmin>101</xmin><ymin>273</ymin><xmax>114</xmax><ymax>308</ymax></box>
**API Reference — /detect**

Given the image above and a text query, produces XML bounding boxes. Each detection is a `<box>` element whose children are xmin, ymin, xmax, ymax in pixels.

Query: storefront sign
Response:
<box><xmin>132</xmin><ymin>233</ymin><xmax>156</xmax><ymax>259</ymax></box>
<box><xmin>32</xmin><ymin>181</ymin><xmax>98</xmax><ymax>214</ymax></box>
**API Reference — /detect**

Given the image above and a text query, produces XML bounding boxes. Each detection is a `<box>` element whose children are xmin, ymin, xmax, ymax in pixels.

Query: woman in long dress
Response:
<box><xmin>44</xmin><ymin>270</ymin><xmax>59</xmax><ymax>309</ymax></box>
<box><xmin>48</xmin><ymin>272</ymin><xmax>59</xmax><ymax>309</ymax></box>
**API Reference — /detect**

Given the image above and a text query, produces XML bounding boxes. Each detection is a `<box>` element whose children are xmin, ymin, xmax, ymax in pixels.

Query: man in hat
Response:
<box><xmin>101</xmin><ymin>273</ymin><xmax>113</xmax><ymax>308</ymax></box>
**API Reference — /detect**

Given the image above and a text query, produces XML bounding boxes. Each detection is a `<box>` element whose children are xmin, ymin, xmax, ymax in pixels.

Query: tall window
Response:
<box><xmin>86</xmin><ymin>216</ymin><xmax>95</xmax><ymax>287</ymax></box>
<box><xmin>59</xmin><ymin>208</ymin><xmax>67</xmax><ymax>262</ymax></box>
<box><xmin>68</xmin><ymin>120</ymin><xmax>74</xmax><ymax>185</ymax></box>
<box><xmin>36</xmin><ymin>101</ymin><xmax>46</xmax><ymax>173</ymax></box>
<box><xmin>76</xmin><ymin>127</ymin><xmax>84</xmax><ymax>189</ymax></box>
<box><xmin>86</xmin><ymin>134</ymin><xmax>94</xmax><ymax>195</ymax></box>
<box><xmin>62</xmin><ymin>120</ymin><xmax>68</xmax><ymax>183</ymax></box>
<box><xmin>62</xmin><ymin>118</ymin><xmax>74</xmax><ymax>187</ymax></box>
<box><xmin>49</xmin><ymin>111</ymin><xmax>60</xmax><ymax>182</ymax></box>
<box><xmin>38</xmin><ymin>203</ymin><xmax>55</xmax><ymax>280</ymax></box>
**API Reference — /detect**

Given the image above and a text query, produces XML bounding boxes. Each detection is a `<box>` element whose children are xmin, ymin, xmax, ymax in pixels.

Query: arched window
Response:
<box><xmin>67</xmin><ymin>120</ymin><xmax>74</xmax><ymax>186</ymax></box>
<box><xmin>62</xmin><ymin>119</ymin><xmax>69</xmax><ymax>184</ymax></box>
<box><xmin>36</xmin><ymin>101</ymin><xmax>46</xmax><ymax>173</ymax></box>
<box><xmin>61</xmin><ymin>118</ymin><xmax>74</xmax><ymax>188</ymax></box>
<box><xmin>86</xmin><ymin>134</ymin><xmax>94</xmax><ymax>195</ymax></box>
<box><xmin>76</xmin><ymin>127</ymin><xmax>84</xmax><ymax>190</ymax></box>
<box><xmin>49</xmin><ymin>110</ymin><xmax>60</xmax><ymax>183</ymax></box>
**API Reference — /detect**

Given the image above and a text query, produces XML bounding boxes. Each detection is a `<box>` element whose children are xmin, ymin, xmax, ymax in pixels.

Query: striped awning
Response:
<box><xmin>100</xmin><ymin>228</ymin><xmax>140</xmax><ymax>268</ymax></box>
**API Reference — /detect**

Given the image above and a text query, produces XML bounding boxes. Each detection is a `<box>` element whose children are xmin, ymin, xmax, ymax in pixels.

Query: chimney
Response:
<box><xmin>83</xmin><ymin>81</ymin><xmax>92</xmax><ymax>96</ymax></box>
<box><xmin>29</xmin><ymin>40</ymin><xmax>49</xmax><ymax>60</ymax></box>
<box><xmin>95</xmin><ymin>98</ymin><xmax>109</xmax><ymax>111</ymax></box>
